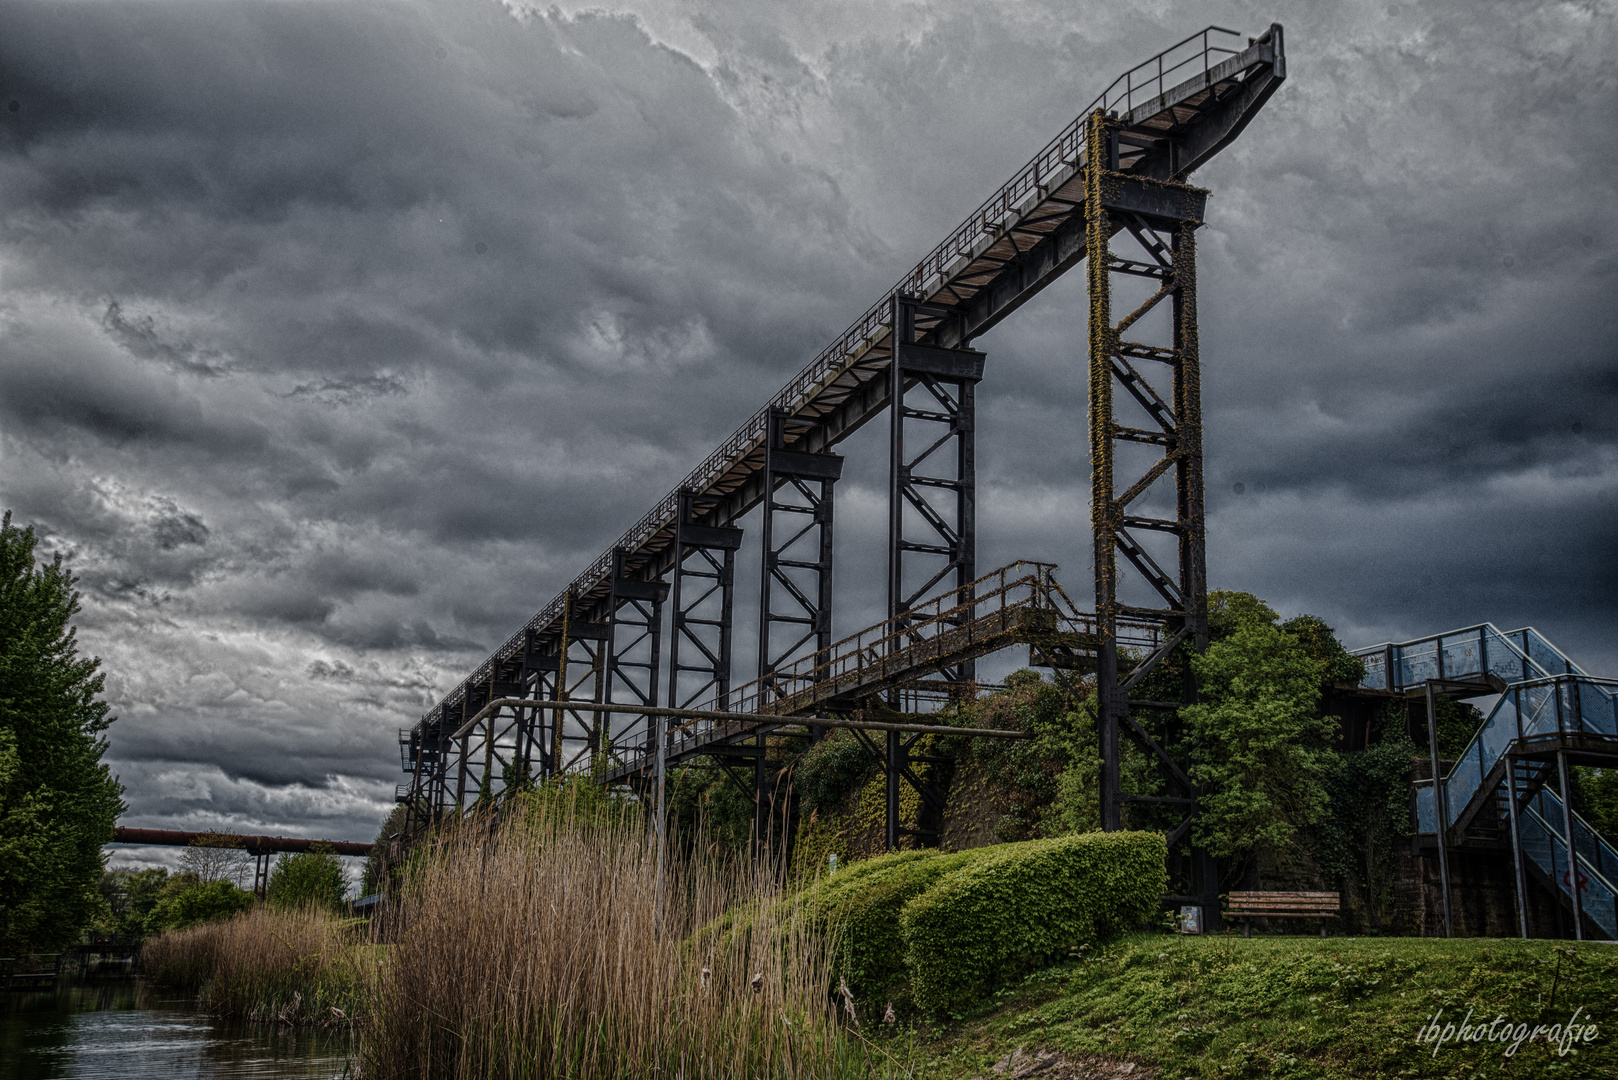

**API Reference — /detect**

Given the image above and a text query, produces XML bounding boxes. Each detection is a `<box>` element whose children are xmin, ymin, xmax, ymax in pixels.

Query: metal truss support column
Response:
<box><xmin>520</xmin><ymin>628</ymin><xmax>560</xmax><ymax>780</ymax></box>
<box><xmin>252</xmin><ymin>852</ymin><xmax>271</xmax><ymax>901</ymax></box>
<box><xmin>427</xmin><ymin>708</ymin><xmax>454</xmax><ymax>823</ymax></box>
<box><xmin>602</xmin><ymin>548</ymin><xmax>669</xmax><ymax>773</ymax></box>
<box><xmin>555</xmin><ymin>589</ymin><xmax>610</xmax><ymax>779</ymax></box>
<box><xmin>758</xmin><ymin>409</ymin><xmax>843</xmax><ymax>696</ymax></box>
<box><xmin>667</xmin><ymin>489</ymin><xmax>742</xmax><ymax>712</ymax></box>
<box><xmin>887</xmin><ymin>294</ymin><xmax>985</xmax><ymax>680</ymax></box>
<box><xmin>757</xmin><ymin>410</ymin><xmax>842</xmax><ymax>848</ymax></box>
<box><xmin>1085</xmin><ymin>110</ymin><xmax>1215</xmax><ymax>924</ymax></box>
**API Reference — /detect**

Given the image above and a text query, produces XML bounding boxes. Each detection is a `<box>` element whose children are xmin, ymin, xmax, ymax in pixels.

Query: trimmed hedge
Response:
<box><xmin>900</xmin><ymin>831</ymin><xmax>1167</xmax><ymax>1015</ymax></box>
<box><xmin>793</xmin><ymin>848</ymin><xmax>986</xmax><ymax>1004</ymax></box>
<box><xmin>778</xmin><ymin>831</ymin><xmax>1167</xmax><ymax>1017</ymax></box>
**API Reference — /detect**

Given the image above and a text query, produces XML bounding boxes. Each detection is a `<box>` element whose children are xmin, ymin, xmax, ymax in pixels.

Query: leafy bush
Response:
<box><xmin>1314</xmin><ymin>717</ymin><xmax>1417</xmax><ymax>932</ymax></box>
<box><xmin>793</xmin><ymin>729</ymin><xmax>876</xmax><ymax>819</ymax></box>
<box><xmin>1183</xmin><ymin>614</ymin><xmax>1335</xmax><ymax>858</ymax></box>
<box><xmin>899</xmin><ymin>831</ymin><xmax>1166</xmax><ymax>1015</ymax></box>
<box><xmin>266</xmin><ymin>844</ymin><xmax>348</xmax><ymax>913</ymax></box>
<box><xmin>98</xmin><ymin>867</ymin><xmax>170</xmax><ymax>935</ymax></box>
<box><xmin>793</xmin><ymin>848</ymin><xmax>989</xmax><ymax>1005</ymax></box>
<box><xmin>150</xmin><ymin>876</ymin><xmax>255</xmax><ymax>930</ymax></box>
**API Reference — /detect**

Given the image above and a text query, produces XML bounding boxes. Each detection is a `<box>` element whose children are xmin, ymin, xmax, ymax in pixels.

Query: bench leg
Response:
<box><xmin>1244</xmin><ymin>919</ymin><xmax>1251</xmax><ymax>939</ymax></box>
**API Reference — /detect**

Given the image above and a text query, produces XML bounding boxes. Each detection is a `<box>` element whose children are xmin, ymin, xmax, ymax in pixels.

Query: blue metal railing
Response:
<box><xmin>1520</xmin><ymin>788</ymin><xmax>1618</xmax><ymax>939</ymax></box>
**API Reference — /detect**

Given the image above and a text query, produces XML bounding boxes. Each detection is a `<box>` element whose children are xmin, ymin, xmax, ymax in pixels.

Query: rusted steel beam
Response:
<box><xmin>109</xmin><ymin>827</ymin><xmax>372</xmax><ymax>857</ymax></box>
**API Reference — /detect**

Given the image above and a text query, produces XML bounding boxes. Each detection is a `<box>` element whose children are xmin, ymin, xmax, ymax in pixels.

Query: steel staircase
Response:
<box><xmin>1356</xmin><ymin>625</ymin><xmax>1618</xmax><ymax>937</ymax></box>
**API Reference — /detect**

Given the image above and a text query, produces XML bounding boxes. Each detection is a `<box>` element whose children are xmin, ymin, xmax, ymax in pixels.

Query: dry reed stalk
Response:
<box><xmin>362</xmin><ymin>792</ymin><xmax>857</xmax><ymax>1079</ymax></box>
<box><xmin>142</xmin><ymin>904</ymin><xmax>369</xmax><ymax>1026</ymax></box>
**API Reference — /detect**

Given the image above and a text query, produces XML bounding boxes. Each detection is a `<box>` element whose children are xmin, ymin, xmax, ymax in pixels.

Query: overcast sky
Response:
<box><xmin>3</xmin><ymin>0</ymin><xmax>1613</xmax><ymax>867</ymax></box>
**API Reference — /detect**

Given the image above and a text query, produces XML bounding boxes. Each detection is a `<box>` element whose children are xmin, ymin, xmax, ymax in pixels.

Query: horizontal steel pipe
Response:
<box><xmin>109</xmin><ymin>827</ymin><xmax>372</xmax><ymax>857</ymax></box>
<box><xmin>449</xmin><ymin>697</ymin><xmax>1029</xmax><ymax>743</ymax></box>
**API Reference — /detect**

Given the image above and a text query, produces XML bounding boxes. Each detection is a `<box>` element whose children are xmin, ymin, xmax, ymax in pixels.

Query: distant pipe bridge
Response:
<box><xmin>396</xmin><ymin>24</ymin><xmax>1289</xmax><ymax>916</ymax></box>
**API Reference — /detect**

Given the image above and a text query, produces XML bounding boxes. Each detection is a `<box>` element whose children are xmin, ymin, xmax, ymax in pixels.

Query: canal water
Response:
<box><xmin>1</xmin><ymin>979</ymin><xmax>354</xmax><ymax>1080</ymax></box>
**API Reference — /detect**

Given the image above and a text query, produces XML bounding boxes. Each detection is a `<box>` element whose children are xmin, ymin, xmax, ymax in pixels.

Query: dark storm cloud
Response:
<box><xmin>3</xmin><ymin>0</ymin><xmax>1614</xmax><ymax>845</ymax></box>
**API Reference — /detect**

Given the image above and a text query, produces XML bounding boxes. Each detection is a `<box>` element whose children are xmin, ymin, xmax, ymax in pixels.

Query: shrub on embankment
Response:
<box><xmin>359</xmin><ymin>792</ymin><xmax>857</xmax><ymax>1080</ymax></box>
<box><xmin>140</xmin><ymin>904</ymin><xmax>369</xmax><ymax>1025</ymax></box>
<box><xmin>782</xmin><ymin>830</ymin><xmax>1167</xmax><ymax>1017</ymax></box>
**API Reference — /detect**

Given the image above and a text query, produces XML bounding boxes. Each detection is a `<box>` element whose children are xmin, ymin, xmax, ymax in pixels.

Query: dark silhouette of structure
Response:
<box><xmin>397</xmin><ymin>25</ymin><xmax>1293</xmax><ymax>927</ymax></box>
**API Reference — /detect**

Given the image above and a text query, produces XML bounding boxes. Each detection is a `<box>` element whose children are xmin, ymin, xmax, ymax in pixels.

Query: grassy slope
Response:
<box><xmin>871</xmin><ymin>935</ymin><xmax>1618</xmax><ymax>1080</ymax></box>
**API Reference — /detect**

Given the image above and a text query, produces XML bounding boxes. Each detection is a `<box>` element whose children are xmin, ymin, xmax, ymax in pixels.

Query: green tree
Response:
<box><xmin>266</xmin><ymin>844</ymin><xmax>349</xmax><ymax>912</ymax></box>
<box><xmin>1314</xmin><ymin>714</ymin><xmax>1417</xmax><ymax>931</ymax></box>
<box><xmin>150</xmin><ymin>873</ymin><xmax>254</xmax><ymax>930</ymax></box>
<box><xmin>98</xmin><ymin>867</ymin><xmax>170</xmax><ymax>936</ymax></box>
<box><xmin>0</xmin><ymin>512</ymin><xmax>126</xmax><ymax>953</ymax></box>
<box><xmin>1181</xmin><ymin>597</ymin><xmax>1336</xmax><ymax>860</ymax></box>
<box><xmin>1280</xmin><ymin>614</ymin><xmax>1368</xmax><ymax>685</ymax></box>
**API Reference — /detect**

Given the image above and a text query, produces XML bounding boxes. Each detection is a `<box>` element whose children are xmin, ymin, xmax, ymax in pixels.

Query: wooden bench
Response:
<box><xmin>2</xmin><ymin>955</ymin><xmax>61</xmax><ymax>990</ymax></box>
<box><xmin>1226</xmin><ymin>891</ymin><xmax>1341</xmax><ymax>937</ymax></box>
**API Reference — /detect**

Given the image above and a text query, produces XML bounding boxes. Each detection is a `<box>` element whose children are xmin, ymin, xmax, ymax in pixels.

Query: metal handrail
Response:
<box><xmin>711</xmin><ymin>561</ymin><xmax>1059</xmax><ymax>721</ymax></box>
<box><xmin>421</xmin><ymin>26</ymin><xmax>1263</xmax><ymax>726</ymax></box>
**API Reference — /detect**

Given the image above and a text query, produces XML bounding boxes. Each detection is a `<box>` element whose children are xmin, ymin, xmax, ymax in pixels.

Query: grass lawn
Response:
<box><xmin>868</xmin><ymin>934</ymin><xmax>1618</xmax><ymax>1079</ymax></box>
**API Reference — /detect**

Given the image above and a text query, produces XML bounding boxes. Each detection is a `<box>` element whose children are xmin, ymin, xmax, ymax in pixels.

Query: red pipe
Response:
<box><xmin>110</xmin><ymin>826</ymin><xmax>372</xmax><ymax>857</ymax></box>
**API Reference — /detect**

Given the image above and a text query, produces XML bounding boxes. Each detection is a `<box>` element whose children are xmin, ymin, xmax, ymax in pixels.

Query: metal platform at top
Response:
<box><xmin>417</xmin><ymin>24</ymin><xmax>1287</xmax><ymax>733</ymax></box>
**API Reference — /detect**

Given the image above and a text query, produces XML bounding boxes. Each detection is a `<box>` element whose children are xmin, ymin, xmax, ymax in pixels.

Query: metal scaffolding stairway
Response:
<box><xmin>1356</xmin><ymin>626</ymin><xmax>1618</xmax><ymax>937</ymax></box>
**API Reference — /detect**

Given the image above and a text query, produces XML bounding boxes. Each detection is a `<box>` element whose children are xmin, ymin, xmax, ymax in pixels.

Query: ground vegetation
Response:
<box><xmin>361</xmin><ymin>786</ymin><xmax>858</xmax><ymax>1080</ymax></box>
<box><xmin>869</xmin><ymin>933</ymin><xmax>1618</xmax><ymax>1079</ymax></box>
<box><xmin>141</xmin><ymin>904</ymin><xmax>368</xmax><ymax>1026</ymax></box>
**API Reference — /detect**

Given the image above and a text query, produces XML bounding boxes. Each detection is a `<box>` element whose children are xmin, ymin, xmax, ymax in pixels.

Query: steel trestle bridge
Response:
<box><xmin>397</xmin><ymin>25</ymin><xmax>1290</xmax><ymax>920</ymax></box>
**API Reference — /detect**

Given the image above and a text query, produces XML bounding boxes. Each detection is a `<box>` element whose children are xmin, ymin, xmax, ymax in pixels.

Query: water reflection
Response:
<box><xmin>1</xmin><ymin>979</ymin><xmax>353</xmax><ymax>1080</ymax></box>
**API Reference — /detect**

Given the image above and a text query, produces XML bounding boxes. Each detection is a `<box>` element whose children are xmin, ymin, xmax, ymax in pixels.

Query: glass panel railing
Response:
<box><xmin>1521</xmin><ymin>798</ymin><xmax>1618</xmax><ymax>940</ymax></box>
<box><xmin>1362</xmin><ymin>650</ymin><xmax>1388</xmax><ymax>691</ymax></box>
<box><xmin>1357</xmin><ymin>623</ymin><xmax>1566</xmax><ymax>693</ymax></box>
<box><xmin>1442</xmin><ymin>633</ymin><xmax>1483</xmax><ymax>682</ymax></box>
<box><xmin>1573</xmin><ymin>811</ymin><xmax>1618</xmax><ymax>888</ymax></box>
<box><xmin>1427</xmin><ymin>677</ymin><xmax>1618</xmax><ymax>835</ymax></box>
<box><xmin>1484</xmin><ymin>628</ymin><xmax>1531</xmax><ymax>685</ymax></box>
<box><xmin>1519</xmin><ymin>810</ymin><xmax>1557</xmax><ymax>879</ymax></box>
<box><xmin>1571</xmin><ymin>681</ymin><xmax>1618</xmax><ymax>738</ymax></box>
<box><xmin>1518</xmin><ymin>682</ymin><xmax>1559</xmax><ymax>739</ymax></box>
<box><xmin>1429</xmin><ymin>689</ymin><xmax>1519</xmax><ymax>831</ymax></box>
<box><xmin>1415</xmin><ymin>783</ymin><xmax>1437</xmax><ymax>834</ymax></box>
<box><xmin>1399</xmin><ymin>639</ymin><xmax>1439</xmax><ymax>689</ymax></box>
<box><xmin>1479</xmin><ymin>699</ymin><xmax>1517</xmax><ymax>768</ymax></box>
<box><xmin>1525</xmin><ymin>629</ymin><xmax>1578</xmax><ymax>677</ymax></box>
<box><xmin>1448</xmin><ymin>759</ymin><xmax>1481</xmax><ymax>822</ymax></box>
<box><xmin>1530</xmin><ymin>789</ymin><xmax>1618</xmax><ymax>891</ymax></box>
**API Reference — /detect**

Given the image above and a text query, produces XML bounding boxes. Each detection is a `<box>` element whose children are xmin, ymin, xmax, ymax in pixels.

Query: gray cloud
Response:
<box><xmin>3</xmin><ymin>0</ymin><xmax>1615</xmax><ymax>844</ymax></box>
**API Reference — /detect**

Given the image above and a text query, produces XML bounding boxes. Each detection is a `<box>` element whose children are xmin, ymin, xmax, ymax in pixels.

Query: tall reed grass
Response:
<box><xmin>141</xmin><ymin>904</ymin><xmax>370</xmax><ymax>1026</ymax></box>
<box><xmin>361</xmin><ymin>793</ymin><xmax>860</xmax><ymax>1080</ymax></box>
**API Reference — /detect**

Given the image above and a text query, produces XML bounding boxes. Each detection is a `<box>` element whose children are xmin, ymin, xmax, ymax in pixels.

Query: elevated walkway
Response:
<box><xmin>1355</xmin><ymin>626</ymin><xmax>1618</xmax><ymax>938</ymax></box>
<box><xmin>601</xmin><ymin>562</ymin><xmax>1162</xmax><ymax>784</ymax></box>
